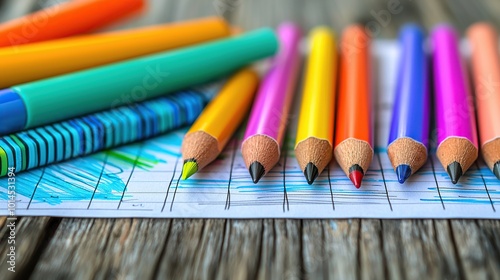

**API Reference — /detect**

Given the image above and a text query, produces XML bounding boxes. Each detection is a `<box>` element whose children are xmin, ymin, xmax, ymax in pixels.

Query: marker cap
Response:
<box><xmin>0</xmin><ymin>89</ymin><xmax>26</xmax><ymax>135</ymax></box>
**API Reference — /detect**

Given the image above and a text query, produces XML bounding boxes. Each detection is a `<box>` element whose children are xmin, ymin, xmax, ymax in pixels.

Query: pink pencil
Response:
<box><xmin>432</xmin><ymin>25</ymin><xmax>478</xmax><ymax>184</ymax></box>
<box><xmin>241</xmin><ymin>22</ymin><xmax>302</xmax><ymax>183</ymax></box>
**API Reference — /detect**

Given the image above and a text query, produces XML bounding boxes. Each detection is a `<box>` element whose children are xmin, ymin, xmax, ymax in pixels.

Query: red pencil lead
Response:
<box><xmin>349</xmin><ymin>170</ymin><xmax>364</xmax><ymax>189</ymax></box>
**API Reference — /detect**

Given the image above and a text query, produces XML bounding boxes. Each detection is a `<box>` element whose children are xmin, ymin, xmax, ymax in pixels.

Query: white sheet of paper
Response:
<box><xmin>1</xmin><ymin>40</ymin><xmax>499</xmax><ymax>218</ymax></box>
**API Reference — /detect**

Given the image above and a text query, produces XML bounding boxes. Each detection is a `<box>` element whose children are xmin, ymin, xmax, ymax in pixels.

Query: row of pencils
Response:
<box><xmin>181</xmin><ymin>22</ymin><xmax>500</xmax><ymax>188</ymax></box>
<box><xmin>0</xmin><ymin>0</ymin><xmax>498</xmax><ymax>187</ymax></box>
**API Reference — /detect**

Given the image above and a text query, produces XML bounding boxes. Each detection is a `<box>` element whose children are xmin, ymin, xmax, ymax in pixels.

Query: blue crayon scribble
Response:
<box><xmin>421</xmin><ymin>197</ymin><xmax>499</xmax><ymax>204</ymax></box>
<box><xmin>0</xmin><ymin>128</ymin><xmax>189</xmax><ymax>205</ymax></box>
<box><xmin>0</xmin><ymin>156</ymin><xmax>126</xmax><ymax>205</ymax></box>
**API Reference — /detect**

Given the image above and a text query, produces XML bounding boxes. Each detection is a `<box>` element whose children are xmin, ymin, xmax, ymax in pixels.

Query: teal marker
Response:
<box><xmin>0</xmin><ymin>28</ymin><xmax>278</xmax><ymax>135</ymax></box>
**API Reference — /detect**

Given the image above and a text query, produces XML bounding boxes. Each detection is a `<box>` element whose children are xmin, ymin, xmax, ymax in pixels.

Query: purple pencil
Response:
<box><xmin>432</xmin><ymin>25</ymin><xmax>478</xmax><ymax>184</ymax></box>
<box><xmin>241</xmin><ymin>22</ymin><xmax>302</xmax><ymax>183</ymax></box>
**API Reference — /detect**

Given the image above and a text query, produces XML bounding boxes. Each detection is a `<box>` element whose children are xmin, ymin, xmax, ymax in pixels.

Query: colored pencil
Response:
<box><xmin>387</xmin><ymin>24</ymin><xmax>430</xmax><ymax>184</ymax></box>
<box><xmin>0</xmin><ymin>81</ymin><xmax>224</xmax><ymax>177</ymax></box>
<box><xmin>432</xmin><ymin>25</ymin><xmax>478</xmax><ymax>184</ymax></box>
<box><xmin>0</xmin><ymin>0</ymin><xmax>145</xmax><ymax>47</ymax></box>
<box><xmin>181</xmin><ymin>68</ymin><xmax>259</xmax><ymax>180</ymax></box>
<box><xmin>0</xmin><ymin>17</ymin><xmax>230</xmax><ymax>88</ymax></box>
<box><xmin>241</xmin><ymin>22</ymin><xmax>302</xmax><ymax>183</ymax></box>
<box><xmin>295</xmin><ymin>27</ymin><xmax>337</xmax><ymax>185</ymax></box>
<box><xmin>467</xmin><ymin>23</ymin><xmax>500</xmax><ymax>180</ymax></box>
<box><xmin>334</xmin><ymin>25</ymin><xmax>373</xmax><ymax>189</ymax></box>
<box><xmin>0</xmin><ymin>28</ymin><xmax>278</xmax><ymax>135</ymax></box>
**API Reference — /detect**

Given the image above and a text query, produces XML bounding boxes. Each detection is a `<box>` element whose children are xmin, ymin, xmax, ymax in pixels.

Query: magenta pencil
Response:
<box><xmin>432</xmin><ymin>25</ymin><xmax>478</xmax><ymax>184</ymax></box>
<box><xmin>241</xmin><ymin>22</ymin><xmax>302</xmax><ymax>183</ymax></box>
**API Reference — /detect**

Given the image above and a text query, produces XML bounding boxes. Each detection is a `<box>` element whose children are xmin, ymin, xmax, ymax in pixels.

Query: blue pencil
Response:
<box><xmin>387</xmin><ymin>24</ymin><xmax>430</xmax><ymax>184</ymax></box>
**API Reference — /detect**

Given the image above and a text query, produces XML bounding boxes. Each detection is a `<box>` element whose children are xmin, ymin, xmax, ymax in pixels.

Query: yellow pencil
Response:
<box><xmin>181</xmin><ymin>68</ymin><xmax>259</xmax><ymax>179</ymax></box>
<box><xmin>295</xmin><ymin>27</ymin><xmax>337</xmax><ymax>184</ymax></box>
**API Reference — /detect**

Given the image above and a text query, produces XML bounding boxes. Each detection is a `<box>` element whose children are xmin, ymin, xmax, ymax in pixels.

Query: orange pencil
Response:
<box><xmin>334</xmin><ymin>25</ymin><xmax>373</xmax><ymax>189</ymax></box>
<box><xmin>0</xmin><ymin>17</ymin><xmax>230</xmax><ymax>88</ymax></box>
<box><xmin>467</xmin><ymin>23</ymin><xmax>500</xmax><ymax>180</ymax></box>
<box><xmin>0</xmin><ymin>0</ymin><xmax>145</xmax><ymax>47</ymax></box>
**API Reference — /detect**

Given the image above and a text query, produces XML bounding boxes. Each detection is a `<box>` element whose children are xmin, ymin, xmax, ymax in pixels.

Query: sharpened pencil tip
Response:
<box><xmin>395</xmin><ymin>164</ymin><xmax>412</xmax><ymax>184</ymax></box>
<box><xmin>447</xmin><ymin>161</ymin><xmax>463</xmax><ymax>184</ymax></box>
<box><xmin>348</xmin><ymin>164</ymin><xmax>364</xmax><ymax>189</ymax></box>
<box><xmin>494</xmin><ymin>162</ymin><xmax>500</xmax><ymax>180</ymax></box>
<box><xmin>304</xmin><ymin>163</ymin><xmax>319</xmax><ymax>185</ymax></box>
<box><xmin>181</xmin><ymin>160</ymin><xmax>198</xmax><ymax>180</ymax></box>
<box><xmin>249</xmin><ymin>161</ymin><xmax>265</xmax><ymax>184</ymax></box>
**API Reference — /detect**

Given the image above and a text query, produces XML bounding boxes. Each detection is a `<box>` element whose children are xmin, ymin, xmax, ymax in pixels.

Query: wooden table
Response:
<box><xmin>1</xmin><ymin>0</ymin><xmax>500</xmax><ymax>279</ymax></box>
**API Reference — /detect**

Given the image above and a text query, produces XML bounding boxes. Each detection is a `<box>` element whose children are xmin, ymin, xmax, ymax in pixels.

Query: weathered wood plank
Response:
<box><xmin>420</xmin><ymin>220</ymin><xmax>460</xmax><ymax>278</ymax></box>
<box><xmin>380</xmin><ymin>220</ymin><xmax>404</xmax><ymax>279</ymax></box>
<box><xmin>0</xmin><ymin>216</ymin><xmax>12</xmax><ymax>252</ymax></box>
<box><xmin>31</xmin><ymin>218</ymin><xmax>170</xmax><ymax>280</ymax></box>
<box><xmin>359</xmin><ymin>219</ymin><xmax>385</xmax><ymax>280</ymax></box>
<box><xmin>450</xmin><ymin>220</ymin><xmax>500</xmax><ymax>279</ymax></box>
<box><xmin>256</xmin><ymin>220</ymin><xmax>302</xmax><ymax>280</ymax></box>
<box><xmin>393</xmin><ymin>220</ymin><xmax>430</xmax><ymax>279</ymax></box>
<box><xmin>215</xmin><ymin>220</ymin><xmax>263</xmax><ymax>279</ymax></box>
<box><xmin>323</xmin><ymin>219</ymin><xmax>360</xmax><ymax>279</ymax></box>
<box><xmin>381</xmin><ymin>220</ymin><xmax>463</xmax><ymax>279</ymax></box>
<box><xmin>301</xmin><ymin>220</ymin><xmax>325</xmax><ymax>279</ymax></box>
<box><xmin>155</xmin><ymin>219</ymin><xmax>207</xmax><ymax>279</ymax></box>
<box><xmin>432</xmin><ymin>220</ymin><xmax>461</xmax><ymax>278</ymax></box>
<box><xmin>381</xmin><ymin>220</ymin><xmax>461</xmax><ymax>279</ymax></box>
<box><xmin>186</xmin><ymin>219</ymin><xmax>226</xmax><ymax>280</ymax></box>
<box><xmin>476</xmin><ymin>220</ymin><xmax>500</xmax><ymax>255</ymax></box>
<box><xmin>0</xmin><ymin>217</ymin><xmax>58</xmax><ymax>280</ymax></box>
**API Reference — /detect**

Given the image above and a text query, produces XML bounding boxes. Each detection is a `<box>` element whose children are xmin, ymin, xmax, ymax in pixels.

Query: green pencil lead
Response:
<box><xmin>181</xmin><ymin>160</ymin><xmax>198</xmax><ymax>180</ymax></box>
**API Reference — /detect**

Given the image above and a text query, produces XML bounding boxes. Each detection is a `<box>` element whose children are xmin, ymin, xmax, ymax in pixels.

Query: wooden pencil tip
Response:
<box><xmin>348</xmin><ymin>164</ymin><xmax>364</xmax><ymax>189</ymax></box>
<box><xmin>304</xmin><ymin>162</ymin><xmax>319</xmax><ymax>185</ymax></box>
<box><xmin>249</xmin><ymin>161</ymin><xmax>265</xmax><ymax>184</ymax></box>
<box><xmin>181</xmin><ymin>159</ymin><xmax>198</xmax><ymax>180</ymax></box>
<box><xmin>395</xmin><ymin>164</ymin><xmax>412</xmax><ymax>184</ymax></box>
<box><xmin>494</xmin><ymin>162</ymin><xmax>500</xmax><ymax>180</ymax></box>
<box><xmin>447</xmin><ymin>161</ymin><xmax>463</xmax><ymax>184</ymax></box>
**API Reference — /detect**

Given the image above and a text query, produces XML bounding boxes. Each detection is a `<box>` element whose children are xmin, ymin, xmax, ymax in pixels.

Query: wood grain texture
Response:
<box><xmin>215</xmin><ymin>220</ymin><xmax>263</xmax><ymax>279</ymax></box>
<box><xmin>31</xmin><ymin>218</ymin><xmax>170</xmax><ymax>279</ymax></box>
<box><xmin>323</xmin><ymin>219</ymin><xmax>360</xmax><ymax>279</ymax></box>
<box><xmin>381</xmin><ymin>220</ymin><xmax>461</xmax><ymax>279</ymax></box>
<box><xmin>256</xmin><ymin>220</ymin><xmax>302</xmax><ymax>279</ymax></box>
<box><xmin>359</xmin><ymin>219</ymin><xmax>385</xmax><ymax>280</ymax></box>
<box><xmin>2</xmin><ymin>0</ymin><xmax>500</xmax><ymax>279</ymax></box>
<box><xmin>0</xmin><ymin>216</ymin><xmax>6</xmax><ymax>228</ymax></box>
<box><xmin>450</xmin><ymin>220</ymin><xmax>500</xmax><ymax>279</ymax></box>
<box><xmin>302</xmin><ymin>220</ymin><xmax>325</xmax><ymax>279</ymax></box>
<box><xmin>0</xmin><ymin>217</ymin><xmax>59</xmax><ymax>280</ymax></box>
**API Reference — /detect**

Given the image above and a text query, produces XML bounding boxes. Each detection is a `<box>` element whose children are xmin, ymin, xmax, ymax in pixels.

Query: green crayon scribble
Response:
<box><xmin>105</xmin><ymin>150</ymin><xmax>159</xmax><ymax>169</ymax></box>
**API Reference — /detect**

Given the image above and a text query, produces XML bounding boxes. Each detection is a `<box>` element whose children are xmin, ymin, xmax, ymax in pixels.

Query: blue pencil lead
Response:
<box><xmin>395</xmin><ymin>164</ymin><xmax>412</xmax><ymax>184</ymax></box>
